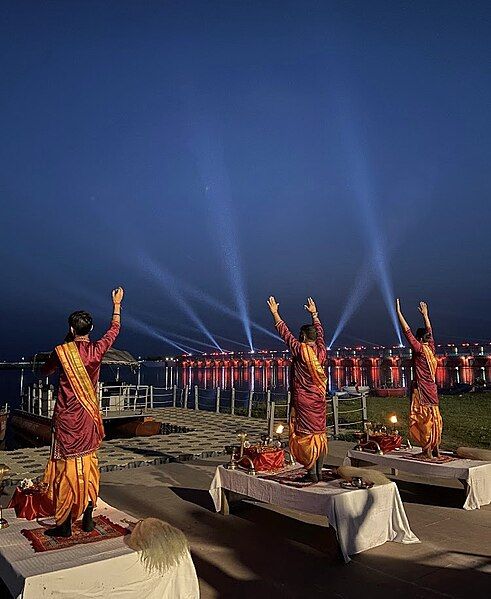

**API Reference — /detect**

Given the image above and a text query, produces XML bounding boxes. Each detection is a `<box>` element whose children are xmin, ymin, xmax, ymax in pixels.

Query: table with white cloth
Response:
<box><xmin>0</xmin><ymin>500</ymin><xmax>200</xmax><ymax>599</ymax></box>
<box><xmin>345</xmin><ymin>447</ymin><xmax>491</xmax><ymax>510</ymax></box>
<box><xmin>209</xmin><ymin>465</ymin><xmax>419</xmax><ymax>562</ymax></box>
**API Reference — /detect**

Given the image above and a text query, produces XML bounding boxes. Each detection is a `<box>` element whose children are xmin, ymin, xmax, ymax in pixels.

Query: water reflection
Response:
<box><xmin>172</xmin><ymin>360</ymin><xmax>490</xmax><ymax>392</ymax></box>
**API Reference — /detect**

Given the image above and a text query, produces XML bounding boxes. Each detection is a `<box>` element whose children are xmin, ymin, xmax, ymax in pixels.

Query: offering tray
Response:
<box><xmin>340</xmin><ymin>479</ymin><xmax>374</xmax><ymax>490</ymax></box>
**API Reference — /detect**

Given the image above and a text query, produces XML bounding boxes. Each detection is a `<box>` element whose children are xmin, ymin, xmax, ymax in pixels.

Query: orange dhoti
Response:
<box><xmin>43</xmin><ymin>452</ymin><xmax>100</xmax><ymax>524</ymax></box>
<box><xmin>289</xmin><ymin>409</ymin><xmax>328</xmax><ymax>470</ymax></box>
<box><xmin>409</xmin><ymin>388</ymin><xmax>443</xmax><ymax>453</ymax></box>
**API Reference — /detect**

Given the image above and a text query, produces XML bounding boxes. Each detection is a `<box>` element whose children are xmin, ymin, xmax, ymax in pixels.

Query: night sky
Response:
<box><xmin>1</xmin><ymin>1</ymin><xmax>490</xmax><ymax>358</ymax></box>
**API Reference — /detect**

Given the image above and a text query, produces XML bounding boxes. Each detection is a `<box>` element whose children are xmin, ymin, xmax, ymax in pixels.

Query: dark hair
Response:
<box><xmin>299</xmin><ymin>324</ymin><xmax>317</xmax><ymax>342</ymax></box>
<box><xmin>416</xmin><ymin>327</ymin><xmax>431</xmax><ymax>343</ymax></box>
<box><xmin>68</xmin><ymin>311</ymin><xmax>93</xmax><ymax>336</ymax></box>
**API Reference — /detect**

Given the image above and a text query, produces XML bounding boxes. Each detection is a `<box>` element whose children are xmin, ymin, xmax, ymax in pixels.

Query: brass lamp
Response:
<box><xmin>389</xmin><ymin>414</ymin><xmax>399</xmax><ymax>435</ymax></box>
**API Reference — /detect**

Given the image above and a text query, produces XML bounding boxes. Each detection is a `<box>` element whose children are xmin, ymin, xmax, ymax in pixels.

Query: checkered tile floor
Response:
<box><xmin>1</xmin><ymin>408</ymin><xmax>270</xmax><ymax>484</ymax></box>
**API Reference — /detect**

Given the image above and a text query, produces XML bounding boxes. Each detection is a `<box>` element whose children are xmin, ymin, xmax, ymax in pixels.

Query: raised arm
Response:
<box><xmin>304</xmin><ymin>297</ymin><xmax>326</xmax><ymax>359</ymax></box>
<box><xmin>396</xmin><ymin>298</ymin><xmax>421</xmax><ymax>352</ymax></box>
<box><xmin>95</xmin><ymin>287</ymin><xmax>124</xmax><ymax>357</ymax></box>
<box><xmin>396</xmin><ymin>298</ymin><xmax>410</xmax><ymax>332</ymax></box>
<box><xmin>418</xmin><ymin>301</ymin><xmax>435</xmax><ymax>350</ymax></box>
<box><xmin>267</xmin><ymin>296</ymin><xmax>301</xmax><ymax>356</ymax></box>
<box><xmin>418</xmin><ymin>301</ymin><xmax>432</xmax><ymax>332</ymax></box>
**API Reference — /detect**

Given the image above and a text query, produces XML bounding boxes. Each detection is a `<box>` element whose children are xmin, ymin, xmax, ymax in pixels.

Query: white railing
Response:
<box><xmin>20</xmin><ymin>382</ymin><xmax>364</xmax><ymax>436</ymax></box>
<box><xmin>22</xmin><ymin>383</ymin><xmax>56</xmax><ymax>417</ymax></box>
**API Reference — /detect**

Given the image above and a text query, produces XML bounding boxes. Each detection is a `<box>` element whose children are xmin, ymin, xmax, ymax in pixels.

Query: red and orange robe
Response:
<box><xmin>276</xmin><ymin>319</ymin><xmax>328</xmax><ymax>470</ymax></box>
<box><xmin>43</xmin><ymin>320</ymin><xmax>120</xmax><ymax>524</ymax></box>
<box><xmin>404</xmin><ymin>326</ymin><xmax>442</xmax><ymax>453</ymax></box>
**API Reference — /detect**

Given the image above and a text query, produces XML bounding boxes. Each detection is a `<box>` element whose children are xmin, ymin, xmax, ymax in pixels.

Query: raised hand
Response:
<box><xmin>396</xmin><ymin>298</ymin><xmax>401</xmax><ymax>313</ymax></box>
<box><xmin>304</xmin><ymin>297</ymin><xmax>318</xmax><ymax>315</ymax></box>
<box><xmin>267</xmin><ymin>296</ymin><xmax>280</xmax><ymax>314</ymax></box>
<box><xmin>112</xmin><ymin>287</ymin><xmax>124</xmax><ymax>305</ymax></box>
<box><xmin>418</xmin><ymin>301</ymin><xmax>428</xmax><ymax>316</ymax></box>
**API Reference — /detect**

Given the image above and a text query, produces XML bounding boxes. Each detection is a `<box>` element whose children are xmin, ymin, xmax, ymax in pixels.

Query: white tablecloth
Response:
<box><xmin>209</xmin><ymin>465</ymin><xmax>419</xmax><ymax>562</ymax></box>
<box><xmin>346</xmin><ymin>447</ymin><xmax>491</xmax><ymax>510</ymax></box>
<box><xmin>0</xmin><ymin>500</ymin><xmax>200</xmax><ymax>599</ymax></box>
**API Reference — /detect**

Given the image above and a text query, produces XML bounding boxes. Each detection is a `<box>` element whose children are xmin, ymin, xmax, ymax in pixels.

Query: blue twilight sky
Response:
<box><xmin>1</xmin><ymin>0</ymin><xmax>490</xmax><ymax>358</ymax></box>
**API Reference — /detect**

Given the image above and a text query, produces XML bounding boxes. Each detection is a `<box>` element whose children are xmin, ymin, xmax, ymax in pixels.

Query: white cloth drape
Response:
<box><xmin>346</xmin><ymin>448</ymin><xmax>491</xmax><ymax>510</ymax></box>
<box><xmin>0</xmin><ymin>500</ymin><xmax>200</xmax><ymax>599</ymax></box>
<box><xmin>209</xmin><ymin>465</ymin><xmax>419</xmax><ymax>562</ymax></box>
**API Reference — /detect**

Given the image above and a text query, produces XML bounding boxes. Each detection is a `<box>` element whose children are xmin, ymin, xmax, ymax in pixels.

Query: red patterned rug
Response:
<box><xmin>22</xmin><ymin>515</ymin><xmax>130</xmax><ymax>552</ymax></box>
<box><xmin>387</xmin><ymin>451</ymin><xmax>460</xmax><ymax>464</ymax></box>
<box><xmin>259</xmin><ymin>467</ymin><xmax>340</xmax><ymax>488</ymax></box>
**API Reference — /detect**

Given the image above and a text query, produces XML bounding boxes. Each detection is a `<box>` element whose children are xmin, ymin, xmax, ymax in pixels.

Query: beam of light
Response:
<box><xmin>130</xmin><ymin>309</ymin><xmax>254</xmax><ymax>349</ymax></box>
<box><xmin>125</xmin><ymin>314</ymin><xmax>196</xmax><ymax>354</ymax></box>
<box><xmin>213</xmin><ymin>333</ymin><xmax>251</xmax><ymax>349</ymax></box>
<box><xmin>142</xmin><ymin>268</ymin><xmax>281</xmax><ymax>344</ymax></box>
<box><xmin>372</xmin><ymin>244</ymin><xmax>402</xmax><ymax>346</ymax></box>
<box><xmin>192</xmin><ymin>128</ymin><xmax>254</xmax><ymax>350</ymax></box>
<box><xmin>329</xmin><ymin>264</ymin><xmax>374</xmax><ymax>348</ymax></box>
<box><xmin>166</xmin><ymin>331</ymin><xmax>222</xmax><ymax>350</ymax></box>
<box><xmin>335</xmin><ymin>101</ymin><xmax>402</xmax><ymax>346</ymax></box>
<box><xmin>140</xmin><ymin>254</ymin><xmax>223</xmax><ymax>352</ymax></box>
<box><xmin>343</xmin><ymin>334</ymin><xmax>384</xmax><ymax>347</ymax></box>
<box><xmin>132</xmin><ymin>286</ymin><xmax>281</xmax><ymax>347</ymax></box>
<box><xmin>179</xmin><ymin>283</ymin><xmax>282</xmax><ymax>342</ymax></box>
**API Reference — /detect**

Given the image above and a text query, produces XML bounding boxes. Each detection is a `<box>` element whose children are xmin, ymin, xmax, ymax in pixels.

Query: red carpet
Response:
<box><xmin>21</xmin><ymin>515</ymin><xmax>130</xmax><ymax>552</ymax></box>
<box><xmin>259</xmin><ymin>467</ymin><xmax>340</xmax><ymax>487</ymax></box>
<box><xmin>388</xmin><ymin>451</ymin><xmax>460</xmax><ymax>464</ymax></box>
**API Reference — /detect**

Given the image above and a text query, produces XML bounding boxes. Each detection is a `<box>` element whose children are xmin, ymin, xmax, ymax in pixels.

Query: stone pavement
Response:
<box><xmin>96</xmin><ymin>445</ymin><xmax>491</xmax><ymax>599</ymax></box>
<box><xmin>1</xmin><ymin>408</ymin><xmax>270</xmax><ymax>485</ymax></box>
<box><xmin>0</xmin><ymin>433</ymin><xmax>490</xmax><ymax>598</ymax></box>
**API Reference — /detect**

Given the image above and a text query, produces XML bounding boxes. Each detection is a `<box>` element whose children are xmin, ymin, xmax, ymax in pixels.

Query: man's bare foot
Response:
<box><xmin>432</xmin><ymin>447</ymin><xmax>440</xmax><ymax>458</ymax></box>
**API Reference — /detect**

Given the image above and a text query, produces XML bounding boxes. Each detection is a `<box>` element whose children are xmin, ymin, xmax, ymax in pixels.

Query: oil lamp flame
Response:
<box><xmin>275</xmin><ymin>424</ymin><xmax>285</xmax><ymax>435</ymax></box>
<box><xmin>389</xmin><ymin>415</ymin><xmax>398</xmax><ymax>424</ymax></box>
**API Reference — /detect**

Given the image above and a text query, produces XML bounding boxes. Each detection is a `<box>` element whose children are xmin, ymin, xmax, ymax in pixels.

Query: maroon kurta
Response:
<box><xmin>404</xmin><ymin>326</ymin><xmax>439</xmax><ymax>406</ymax></box>
<box><xmin>43</xmin><ymin>320</ymin><xmax>120</xmax><ymax>458</ymax></box>
<box><xmin>276</xmin><ymin>319</ymin><xmax>327</xmax><ymax>434</ymax></box>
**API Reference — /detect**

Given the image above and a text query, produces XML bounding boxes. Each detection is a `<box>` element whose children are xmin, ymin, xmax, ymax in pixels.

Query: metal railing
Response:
<box><xmin>149</xmin><ymin>384</ymin><xmax>364</xmax><ymax>438</ymax></box>
<box><xmin>99</xmin><ymin>383</ymin><xmax>151</xmax><ymax>413</ymax></box>
<box><xmin>20</xmin><ymin>382</ymin><xmax>365</xmax><ymax>437</ymax></box>
<box><xmin>330</xmin><ymin>392</ymin><xmax>368</xmax><ymax>436</ymax></box>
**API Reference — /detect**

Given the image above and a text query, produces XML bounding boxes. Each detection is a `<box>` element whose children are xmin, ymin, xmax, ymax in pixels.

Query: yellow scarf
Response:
<box><xmin>301</xmin><ymin>343</ymin><xmax>327</xmax><ymax>395</ymax></box>
<box><xmin>55</xmin><ymin>341</ymin><xmax>104</xmax><ymax>438</ymax></box>
<box><xmin>421</xmin><ymin>343</ymin><xmax>437</xmax><ymax>382</ymax></box>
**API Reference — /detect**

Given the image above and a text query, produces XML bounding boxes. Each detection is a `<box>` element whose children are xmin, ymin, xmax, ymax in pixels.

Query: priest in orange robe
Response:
<box><xmin>42</xmin><ymin>287</ymin><xmax>124</xmax><ymax>537</ymax></box>
<box><xmin>396</xmin><ymin>299</ymin><xmax>442</xmax><ymax>459</ymax></box>
<box><xmin>268</xmin><ymin>296</ymin><xmax>328</xmax><ymax>483</ymax></box>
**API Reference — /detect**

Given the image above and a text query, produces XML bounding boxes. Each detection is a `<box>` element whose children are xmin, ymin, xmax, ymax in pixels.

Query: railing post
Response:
<box><xmin>194</xmin><ymin>385</ymin><xmax>199</xmax><ymax>410</ymax></box>
<box><xmin>361</xmin><ymin>392</ymin><xmax>368</xmax><ymax>423</ymax></box>
<box><xmin>247</xmin><ymin>391</ymin><xmax>253</xmax><ymax>418</ymax></box>
<box><xmin>231</xmin><ymin>387</ymin><xmax>235</xmax><ymax>415</ymax></box>
<box><xmin>286</xmin><ymin>390</ymin><xmax>291</xmax><ymax>420</ymax></box>
<box><xmin>268</xmin><ymin>401</ymin><xmax>276</xmax><ymax>438</ymax></box>
<box><xmin>150</xmin><ymin>386</ymin><xmax>154</xmax><ymax>409</ymax></box>
<box><xmin>332</xmin><ymin>394</ymin><xmax>339</xmax><ymax>437</ymax></box>
<box><xmin>46</xmin><ymin>389</ymin><xmax>52</xmax><ymax>417</ymax></box>
<box><xmin>216</xmin><ymin>387</ymin><xmax>221</xmax><ymax>413</ymax></box>
<box><xmin>266</xmin><ymin>390</ymin><xmax>271</xmax><ymax>420</ymax></box>
<box><xmin>184</xmin><ymin>385</ymin><xmax>189</xmax><ymax>409</ymax></box>
<box><xmin>172</xmin><ymin>385</ymin><xmax>177</xmax><ymax>407</ymax></box>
